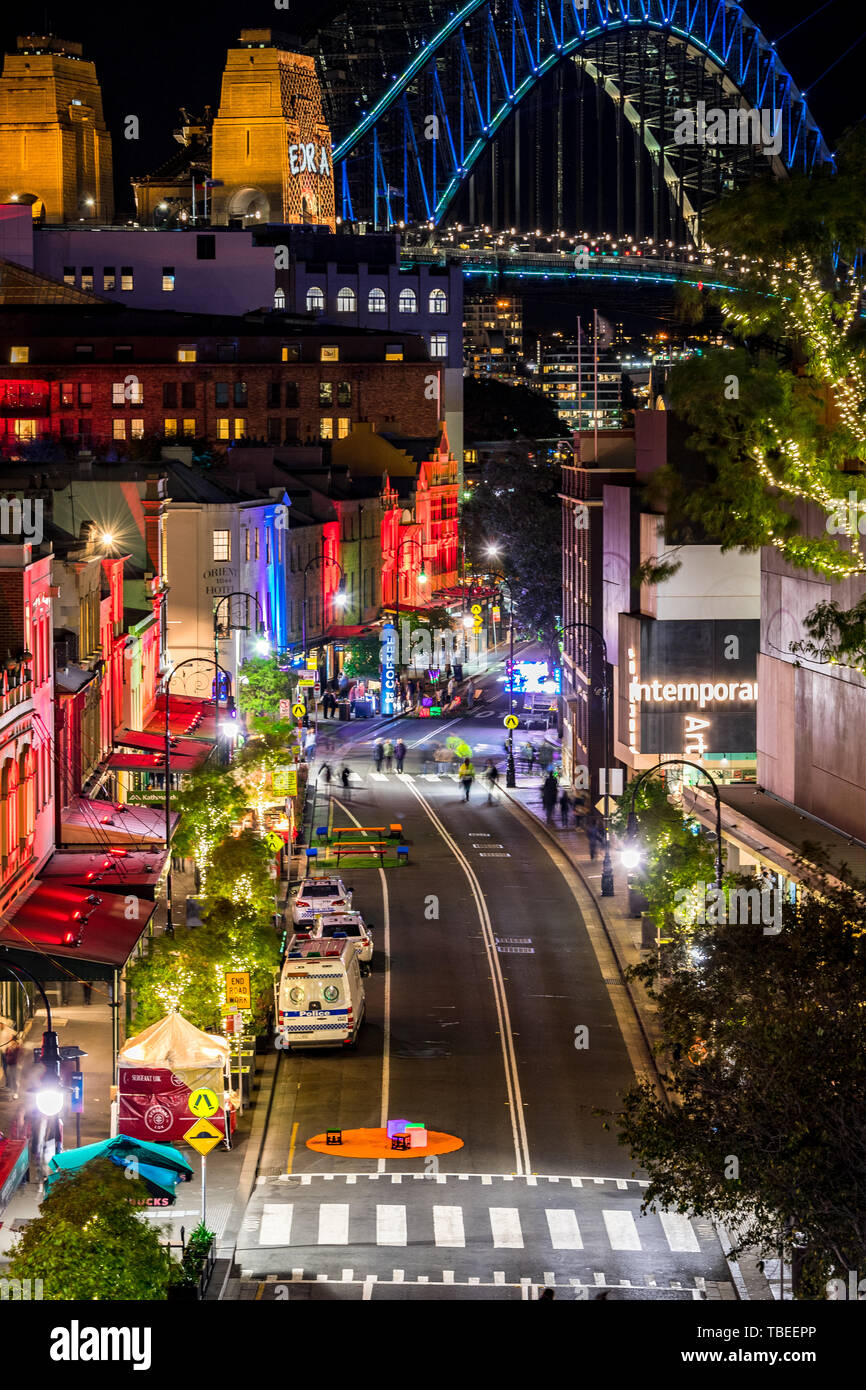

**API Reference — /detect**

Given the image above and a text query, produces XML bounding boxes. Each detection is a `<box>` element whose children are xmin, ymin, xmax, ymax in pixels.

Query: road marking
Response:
<box><xmin>393</xmin><ymin>1269</ymin><xmax>404</xmax><ymax>1282</ymax></box>
<box><xmin>260</xmin><ymin>1205</ymin><xmax>293</xmax><ymax>1246</ymax></box>
<box><xmin>410</xmin><ymin>718</ymin><xmax>463</xmax><ymax>747</ymax></box>
<box><xmin>545</xmin><ymin>1210</ymin><xmax>584</xmax><ymax>1250</ymax></box>
<box><xmin>659</xmin><ymin>1212</ymin><xmax>701</xmax><ymax>1252</ymax></box>
<box><xmin>370</xmin><ymin>772</ymin><xmax>388</xmax><ymax>781</ymax></box>
<box><xmin>362</xmin><ymin>1277</ymin><xmax>376</xmax><ymax>1300</ymax></box>
<box><xmin>404</xmin><ymin>779</ymin><xmax>531</xmax><ymax>1176</ymax></box>
<box><xmin>286</xmin><ymin>1122</ymin><xmax>298</xmax><ymax>1174</ymax></box>
<box><xmin>318</xmin><ymin>1205</ymin><xmax>350</xmax><ymax>1245</ymax></box>
<box><xmin>376</xmin><ymin>1205</ymin><xmax>407</xmax><ymax>1246</ymax></box>
<box><xmin>443</xmin><ymin>1270</ymin><xmax>455</xmax><ymax>1283</ymax></box>
<box><xmin>490</xmin><ymin>1208</ymin><xmax>523</xmax><ymax>1248</ymax></box>
<box><xmin>602</xmin><ymin>1210</ymin><xmax>642</xmax><ymax>1251</ymax></box>
<box><xmin>433</xmin><ymin>1206</ymin><xmax>465</xmax><ymax>1247</ymax></box>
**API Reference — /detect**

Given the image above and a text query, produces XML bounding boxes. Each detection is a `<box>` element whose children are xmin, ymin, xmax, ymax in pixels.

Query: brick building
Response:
<box><xmin>0</xmin><ymin>305</ymin><xmax>440</xmax><ymax>455</ymax></box>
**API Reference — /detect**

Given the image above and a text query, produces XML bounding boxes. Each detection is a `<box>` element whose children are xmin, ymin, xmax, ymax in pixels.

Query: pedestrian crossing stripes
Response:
<box><xmin>254</xmin><ymin>1200</ymin><xmax>707</xmax><ymax>1256</ymax></box>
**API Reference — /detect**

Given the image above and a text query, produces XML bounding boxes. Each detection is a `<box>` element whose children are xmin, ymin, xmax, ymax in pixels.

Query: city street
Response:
<box><xmin>233</xmin><ymin>663</ymin><xmax>734</xmax><ymax>1300</ymax></box>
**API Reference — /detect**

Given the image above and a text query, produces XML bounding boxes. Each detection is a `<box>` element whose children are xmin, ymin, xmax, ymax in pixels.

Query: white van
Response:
<box><xmin>276</xmin><ymin>937</ymin><xmax>365</xmax><ymax>1049</ymax></box>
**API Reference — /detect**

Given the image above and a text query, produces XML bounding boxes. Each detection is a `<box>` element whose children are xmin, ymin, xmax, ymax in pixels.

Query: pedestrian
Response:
<box><xmin>559</xmin><ymin>786</ymin><xmax>571</xmax><ymax>829</ymax></box>
<box><xmin>340</xmin><ymin>765</ymin><xmax>352</xmax><ymax>799</ymax></box>
<box><xmin>4</xmin><ymin>1037</ymin><xmax>21</xmax><ymax>1099</ymax></box>
<box><xmin>541</xmin><ymin>772</ymin><xmax>558</xmax><ymax>825</ymax></box>
<box><xmin>538</xmin><ymin>741</ymin><xmax>553</xmax><ymax>772</ymax></box>
<box><xmin>373</xmin><ymin>739</ymin><xmax>384</xmax><ymax>772</ymax></box>
<box><xmin>524</xmin><ymin>742</ymin><xmax>535</xmax><ymax>775</ymax></box>
<box><xmin>538</xmin><ymin>1288</ymin><xmax>555</xmax><ymax>1301</ymax></box>
<box><xmin>483</xmin><ymin>759</ymin><xmax>500</xmax><ymax>804</ymax></box>
<box><xmin>319</xmin><ymin>762</ymin><xmax>332</xmax><ymax>787</ymax></box>
<box><xmin>458</xmin><ymin>757</ymin><xmax>475</xmax><ymax>802</ymax></box>
<box><xmin>447</xmin><ymin>676</ymin><xmax>455</xmax><ymax>701</ymax></box>
<box><xmin>435</xmin><ymin>745</ymin><xmax>451</xmax><ymax>775</ymax></box>
<box><xmin>83</xmin><ymin>980</ymin><xmax>93</xmax><ymax>1005</ymax></box>
<box><xmin>394</xmin><ymin>738</ymin><xmax>406</xmax><ymax>774</ymax></box>
<box><xmin>586</xmin><ymin>816</ymin><xmax>600</xmax><ymax>860</ymax></box>
<box><xmin>383</xmin><ymin>738</ymin><xmax>394</xmax><ymax>772</ymax></box>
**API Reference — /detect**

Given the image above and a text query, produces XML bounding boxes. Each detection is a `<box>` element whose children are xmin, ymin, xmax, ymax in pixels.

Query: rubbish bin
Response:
<box><xmin>338</xmin><ymin>701</ymin><xmax>350</xmax><ymax>722</ymax></box>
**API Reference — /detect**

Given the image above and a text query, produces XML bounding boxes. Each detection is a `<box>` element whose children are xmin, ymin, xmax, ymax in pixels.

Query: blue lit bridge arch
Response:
<box><xmin>329</xmin><ymin>0</ymin><xmax>833</xmax><ymax>245</ymax></box>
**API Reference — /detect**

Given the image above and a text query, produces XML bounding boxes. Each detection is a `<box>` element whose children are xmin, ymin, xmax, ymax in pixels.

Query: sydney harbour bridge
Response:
<box><xmin>314</xmin><ymin>0</ymin><xmax>832</xmax><ymax>247</ymax></box>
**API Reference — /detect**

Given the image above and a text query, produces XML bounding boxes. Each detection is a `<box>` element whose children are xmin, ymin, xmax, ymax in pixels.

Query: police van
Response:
<box><xmin>276</xmin><ymin>936</ymin><xmax>365</xmax><ymax>1049</ymax></box>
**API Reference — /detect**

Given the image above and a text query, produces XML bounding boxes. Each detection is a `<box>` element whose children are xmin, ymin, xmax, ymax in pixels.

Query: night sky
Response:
<box><xmin>1</xmin><ymin>0</ymin><xmax>861</xmax><ymax>219</ymax></box>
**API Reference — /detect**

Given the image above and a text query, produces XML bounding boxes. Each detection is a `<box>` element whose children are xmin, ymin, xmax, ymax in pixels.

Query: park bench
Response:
<box><xmin>334</xmin><ymin>840</ymin><xmax>389</xmax><ymax>865</ymax></box>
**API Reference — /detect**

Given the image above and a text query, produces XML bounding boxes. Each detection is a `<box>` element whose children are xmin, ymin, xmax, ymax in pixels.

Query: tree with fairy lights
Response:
<box><xmin>232</xmin><ymin>719</ymin><xmax>300</xmax><ymax>835</ymax></box>
<box><xmin>172</xmin><ymin>766</ymin><xmax>247</xmax><ymax>891</ymax></box>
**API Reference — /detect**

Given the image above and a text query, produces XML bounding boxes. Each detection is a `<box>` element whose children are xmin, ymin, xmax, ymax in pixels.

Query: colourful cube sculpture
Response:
<box><xmin>406</xmin><ymin>1123</ymin><xmax>427</xmax><ymax>1148</ymax></box>
<box><xmin>386</xmin><ymin>1118</ymin><xmax>409</xmax><ymax>1139</ymax></box>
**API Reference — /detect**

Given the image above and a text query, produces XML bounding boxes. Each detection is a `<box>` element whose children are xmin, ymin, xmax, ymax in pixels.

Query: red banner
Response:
<box><xmin>118</xmin><ymin>1065</ymin><xmax>234</xmax><ymax>1142</ymax></box>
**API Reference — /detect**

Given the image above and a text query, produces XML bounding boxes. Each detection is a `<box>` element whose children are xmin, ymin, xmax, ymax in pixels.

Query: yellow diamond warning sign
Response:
<box><xmin>184</xmin><ymin>1118</ymin><xmax>223</xmax><ymax>1156</ymax></box>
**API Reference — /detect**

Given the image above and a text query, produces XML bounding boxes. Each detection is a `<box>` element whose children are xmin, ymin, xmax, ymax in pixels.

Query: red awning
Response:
<box><xmin>39</xmin><ymin>849</ymin><xmax>167</xmax><ymax>898</ymax></box>
<box><xmin>0</xmin><ymin>878</ymin><xmax>156</xmax><ymax>969</ymax></box>
<box><xmin>328</xmin><ymin>624</ymin><xmax>378</xmax><ymax>638</ymax></box>
<box><xmin>107</xmin><ymin>750</ymin><xmax>209</xmax><ymax>774</ymax></box>
<box><xmin>60</xmin><ymin>795</ymin><xmax>178</xmax><ymax>848</ymax></box>
<box><xmin>145</xmin><ymin>694</ymin><xmax>217</xmax><ymax>740</ymax></box>
<box><xmin>114</xmin><ymin>729</ymin><xmax>214</xmax><ymax>758</ymax></box>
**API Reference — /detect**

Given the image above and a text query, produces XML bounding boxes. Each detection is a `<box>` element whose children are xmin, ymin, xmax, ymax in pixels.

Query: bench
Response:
<box><xmin>334</xmin><ymin>840</ymin><xmax>389</xmax><ymax>865</ymax></box>
<box><xmin>331</xmin><ymin>825</ymin><xmax>388</xmax><ymax>838</ymax></box>
<box><xmin>396</xmin><ymin>845</ymin><xmax>409</xmax><ymax>865</ymax></box>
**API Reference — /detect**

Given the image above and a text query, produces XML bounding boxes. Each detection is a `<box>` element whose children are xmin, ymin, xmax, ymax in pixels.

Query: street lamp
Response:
<box><xmin>560</xmin><ymin>621</ymin><xmax>614</xmax><ymax>897</ymax></box>
<box><xmin>489</xmin><ymin>566</ymin><xmax>517</xmax><ymax>788</ymax></box>
<box><xmin>0</xmin><ymin>961</ymin><xmax>63</xmax><ymax>1117</ymax></box>
<box><xmin>622</xmin><ymin>758</ymin><xmax>724</xmax><ymax>889</ymax></box>
<box><xmin>301</xmin><ymin>555</ymin><xmax>348</xmax><ymax>662</ymax></box>
<box><xmin>213</xmin><ymin>591</ymin><xmax>267</xmax><ymax>746</ymax></box>
<box><xmin>387</xmin><ymin>535</ymin><xmax>426</xmax><ymax>677</ymax></box>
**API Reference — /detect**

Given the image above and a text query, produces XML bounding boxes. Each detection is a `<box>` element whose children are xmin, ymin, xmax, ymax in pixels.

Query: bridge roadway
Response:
<box><xmin>401</xmin><ymin>244</ymin><xmax>735</xmax><ymax>293</ymax></box>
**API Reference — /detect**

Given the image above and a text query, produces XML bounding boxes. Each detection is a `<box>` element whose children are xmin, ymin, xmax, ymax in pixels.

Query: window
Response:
<box><xmin>429</xmin><ymin>288</ymin><xmax>448</xmax><ymax>314</ymax></box>
<box><xmin>120</xmin><ymin>267</ymin><xmax>134</xmax><ymax>291</ymax></box>
<box><xmin>61</xmin><ymin>382</ymin><xmax>74</xmax><ymax>407</ymax></box>
<box><xmin>81</xmin><ymin>267</ymin><xmax>94</xmax><ymax>291</ymax></box>
<box><xmin>196</xmin><ymin>234</ymin><xmax>215</xmax><ymax>260</ymax></box>
<box><xmin>398</xmin><ymin>287</ymin><xmax>417</xmax><ymax>314</ymax></box>
<box><xmin>368</xmin><ymin>287</ymin><xmax>387</xmax><ymax>313</ymax></box>
<box><xmin>63</xmin><ymin>267</ymin><xmax>75</xmax><ymax>286</ymax></box>
<box><xmin>321</xmin><ymin>345</ymin><xmax>339</xmax><ymax>362</ymax></box>
<box><xmin>233</xmin><ymin>418</ymin><xmax>245</xmax><ymax>439</ymax></box>
<box><xmin>306</xmin><ymin>286</ymin><xmax>324</xmax><ymax>313</ymax></box>
<box><xmin>281</xmin><ymin>344</ymin><xmax>300</xmax><ymax>362</ymax></box>
<box><xmin>267</xmin><ymin>417</ymin><xmax>281</xmax><ymax>443</ymax></box>
<box><xmin>233</xmin><ymin>381</ymin><xmax>247</xmax><ymax>407</ymax></box>
<box><xmin>285</xmin><ymin>382</ymin><xmax>299</xmax><ymax>407</ymax></box>
<box><xmin>162</xmin><ymin>266</ymin><xmax>175</xmax><ymax>292</ymax></box>
<box><xmin>338</xmin><ymin>417</ymin><xmax>351</xmax><ymax>439</ymax></box>
<box><xmin>163</xmin><ymin>382</ymin><xmax>177</xmax><ymax>408</ymax></box>
<box><xmin>254</xmin><ymin>528</ymin><xmax>260</xmax><ymax>560</ymax></box>
<box><xmin>319</xmin><ymin>417</ymin><xmax>334</xmax><ymax>440</ymax></box>
<box><xmin>336</xmin><ymin>287</ymin><xmax>356</xmax><ymax>313</ymax></box>
<box><xmin>274</xmin><ymin>288</ymin><xmax>286</xmax><ymax>310</ymax></box>
<box><xmin>75</xmin><ymin>344</ymin><xmax>93</xmax><ymax>357</ymax></box>
<box><xmin>182</xmin><ymin>418</ymin><xmax>196</xmax><ymax>435</ymax></box>
<box><xmin>285</xmin><ymin>418</ymin><xmax>299</xmax><ymax>442</ymax></box>
<box><xmin>385</xmin><ymin>343</ymin><xmax>404</xmax><ymax>361</ymax></box>
<box><xmin>319</xmin><ymin>381</ymin><xmax>333</xmax><ymax>407</ymax></box>
<box><xmin>181</xmin><ymin>382</ymin><xmax>195</xmax><ymax>408</ymax></box>
<box><xmin>78</xmin><ymin>383</ymin><xmax>92</xmax><ymax>406</ymax></box>
<box><xmin>113</xmin><ymin>419</ymin><xmax>126</xmax><ymax>440</ymax></box>
<box><xmin>112</xmin><ymin>382</ymin><xmax>126</xmax><ymax>406</ymax></box>
<box><xmin>214</xmin><ymin>382</ymin><xmax>229</xmax><ymax>407</ymax></box>
<box><xmin>128</xmin><ymin>379</ymin><xmax>143</xmax><ymax>405</ymax></box>
<box><xmin>10</xmin><ymin>346</ymin><xmax>29</xmax><ymax>364</ymax></box>
<box><xmin>266</xmin><ymin>531</ymin><xmax>271</xmax><ymax>564</ymax></box>
<box><xmin>177</xmin><ymin>345</ymin><xmax>197</xmax><ymax>362</ymax></box>
<box><xmin>244</xmin><ymin>529</ymin><xmax>250</xmax><ymax>562</ymax></box>
<box><xmin>213</xmin><ymin>531</ymin><xmax>231</xmax><ymax>562</ymax></box>
<box><xmin>164</xmin><ymin>419</ymin><xmax>177</xmax><ymax>436</ymax></box>
<box><xmin>217</xmin><ymin>418</ymin><xmax>230</xmax><ymax>440</ymax></box>
<box><xmin>337</xmin><ymin>381</ymin><xmax>352</xmax><ymax>406</ymax></box>
<box><xmin>216</xmin><ymin>344</ymin><xmax>237</xmax><ymax>363</ymax></box>
<box><xmin>131</xmin><ymin>418</ymin><xmax>144</xmax><ymax>438</ymax></box>
<box><xmin>430</xmin><ymin>333</ymin><xmax>448</xmax><ymax>358</ymax></box>
<box><xmin>113</xmin><ymin>344</ymin><xmax>133</xmax><ymax>361</ymax></box>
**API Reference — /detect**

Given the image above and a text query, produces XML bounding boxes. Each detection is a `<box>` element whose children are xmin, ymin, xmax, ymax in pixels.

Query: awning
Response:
<box><xmin>0</xmin><ymin>878</ymin><xmax>156</xmax><ymax>979</ymax></box>
<box><xmin>114</xmin><ymin>728</ymin><xmax>214</xmax><ymax>759</ymax></box>
<box><xmin>39</xmin><ymin>849</ymin><xmax>167</xmax><ymax>898</ymax></box>
<box><xmin>45</xmin><ymin>1135</ymin><xmax>194</xmax><ymax>1204</ymax></box>
<box><xmin>60</xmin><ymin>795</ymin><xmax>178</xmax><ymax>848</ymax></box>
<box><xmin>106</xmin><ymin>750</ymin><xmax>209</xmax><ymax>774</ymax></box>
<box><xmin>328</xmin><ymin>624</ymin><xmax>378</xmax><ymax>638</ymax></box>
<box><xmin>145</xmin><ymin>694</ymin><xmax>217</xmax><ymax>740</ymax></box>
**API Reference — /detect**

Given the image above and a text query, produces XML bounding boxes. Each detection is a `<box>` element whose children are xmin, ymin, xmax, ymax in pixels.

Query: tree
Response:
<box><xmin>610</xmin><ymin>773</ymin><xmax>721</xmax><ymax>933</ymax></box>
<box><xmin>206</xmin><ymin>829</ymin><xmax>276</xmax><ymax>920</ymax></box>
<box><xmin>341</xmin><ymin>631</ymin><xmax>382</xmax><ymax>679</ymax></box>
<box><xmin>237</xmin><ymin>655</ymin><xmax>294</xmax><ymax>719</ymax></box>
<box><xmin>614</xmin><ymin>868</ymin><xmax>866</xmax><ymax>1293</ymax></box>
<box><xmin>7</xmin><ymin>1160</ymin><xmax>172</xmax><ymax>1300</ymax></box>
<box><xmin>464</xmin><ymin>375</ymin><xmax>564</xmax><ymax>442</ymax></box>
<box><xmin>171</xmin><ymin>765</ymin><xmax>247</xmax><ymax>890</ymax></box>
<box><xmin>233</xmin><ymin>720</ymin><xmax>300</xmax><ymax>831</ymax></box>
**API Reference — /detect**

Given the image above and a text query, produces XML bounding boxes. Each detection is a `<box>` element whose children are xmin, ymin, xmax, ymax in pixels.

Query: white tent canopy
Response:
<box><xmin>119</xmin><ymin>1012</ymin><xmax>230</xmax><ymax>1070</ymax></box>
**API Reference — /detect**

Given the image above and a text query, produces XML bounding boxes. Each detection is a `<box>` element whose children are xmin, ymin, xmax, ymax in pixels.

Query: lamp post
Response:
<box><xmin>560</xmin><ymin>621</ymin><xmax>614</xmax><ymax>897</ymax></box>
<box><xmin>486</xmin><ymin>554</ymin><xmax>517</xmax><ymax>788</ymax></box>
<box><xmin>388</xmin><ymin>535</ymin><xmax>427</xmax><ymax>678</ymax></box>
<box><xmin>0</xmin><ymin>960</ymin><xmax>63</xmax><ymax>1119</ymax></box>
<box><xmin>213</xmin><ymin>591</ymin><xmax>268</xmax><ymax>748</ymax></box>
<box><xmin>163</xmin><ymin>655</ymin><xmax>232</xmax><ymax>931</ymax></box>
<box><xmin>301</xmin><ymin>556</ymin><xmax>347</xmax><ymax>664</ymax></box>
<box><xmin>622</xmin><ymin>758</ymin><xmax>724</xmax><ymax>889</ymax></box>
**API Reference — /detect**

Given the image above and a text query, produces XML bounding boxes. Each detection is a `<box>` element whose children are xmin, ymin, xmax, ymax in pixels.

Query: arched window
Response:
<box><xmin>368</xmin><ymin>287</ymin><xmax>387</xmax><ymax>314</ymax></box>
<box><xmin>337</xmin><ymin>286</ymin><xmax>357</xmax><ymax>313</ymax></box>
<box><xmin>398</xmin><ymin>287</ymin><xmax>417</xmax><ymax>314</ymax></box>
<box><xmin>306</xmin><ymin>286</ymin><xmax>324</xmax><ymax>313</ymax></box>
<box><xmin>274</xmin><ymin>288</ymin><xmax>286</xmax><ymax>310</ymax></box>
<box><xmin>18</xmin><ymin>748</ymin><xmax>32</xmax><ymax>847</ymax></box>
<box><xmin>429</xmin><ymin>288</ymin><xmax>448</xmax><ymax>314</ymax></box>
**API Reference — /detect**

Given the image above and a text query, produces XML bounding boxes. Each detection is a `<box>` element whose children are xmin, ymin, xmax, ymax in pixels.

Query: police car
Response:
<box><xmin>303</xmin><ymin>911</ymin><xmax>374</xmax><ymax>975</ymax></box>
<box><xmin>290</xmin><ymin>876</ymin><xmax>352</xmax><ymax>926</ymax></box>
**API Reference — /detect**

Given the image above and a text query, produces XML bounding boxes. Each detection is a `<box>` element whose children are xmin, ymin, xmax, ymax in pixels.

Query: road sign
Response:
<box><xmin>595</xmin><ymin>797</ymin><xmax>620</xmax><ymax>816</ymax></box>
<box><xmin>492</xmin><ymin>607</ymin><xmax>501</xmax><ymax>621</ymax></box>
<box><xmin>264</xmin><ymin>830</ymin><xmax>284</xmax><ymax>855</ymax></box>
<box><xmin>188</xmin><ymin>1087</ymin><xmax>219</xmax><ymax>1118</ymax></box>
<box><xmin>504</xmin><ymin>714</ymin><xmax>519</xmax><ymax>730</ymax></box>
<box><xmin>306</xmin><ymin>657</ymin><xmax>317</xmax><ymax>670</ymax></box>
<box><xmin>184</xmin><ymin>1118</ymin><xmax>223</xmax><ymax>1156</ymax></box>
<box><xmin>225</xmin><ymin>970</ymin><xmax>251</xmax><ymax>1009</ymax></box>
<box><xmin>292</xmin><ymin>702</ymin><xmax>306</xmax><ymax>719</ymax></box>
<box><xmin>298</xmin><ymin>677</ymin><xmax>316</xmax><ymax>688</ymax></box>
<box><xmin>272</xmin><ymin>767</ymin><xmax>297</xmax><ymax>797</ymax></box>
<box><xmin>279</xmin><ymin>699</ymin><xmax>293</xmax><ymax>719</ymax></box>
<box><xmin>70</xmin><ymin>1073</ymin><xmax>84</xmax><ymax>1115</ymax></box>
<box><xmin>470</xmin><ymin>603</ymin><xmax>482</xmax><ymax>616</ymax></box>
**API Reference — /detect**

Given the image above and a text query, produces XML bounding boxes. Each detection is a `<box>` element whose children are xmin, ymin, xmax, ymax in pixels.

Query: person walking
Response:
<box><xmin>383</xmin><ymin>738</ymin><xmax>394</xmax><ymax>772</ymax></box>
<box><xmin>394</xmin><ymin>738</ymin><xmax>406</xmax><ymax>774</ymax></box>
<box><xmin>586</xmin><ymin>815</ymin><xmax>600</xmax><ymax>860</ymax></box>
<box><xmin>340</xmin><ymin>765</ymin><xmax>352</xmax><ymax>799</ymax></box>
<box><xmin>483</xmin><ymin>759</ymin><xmax>500</xmax><ymax>804</ymax></box>
<box><xmin>319</xmin><ymin>762</ymin><xmax>332</xmax><ymax>788</ymax></box>
<box><xmin>373</xmin><ymin>739</ymin><xmax>384</xmax><ymax>772</ymax></box>
<box><xmin>458</xmin><ymin>757</ymin><xmax>475</xmax><ymax>802</ymax></box>
<box><xmin>4</xmin><ymin>1037</ymin><xmax>21</xmax><ymax>1099</ymax></box>
<box><xmin>541</xmin><ymin>772</ymin><xmax>558</xmax><ymax>825</ymax></box>
<box><xmin>524</xmin><ymin>742</ymin><xmax>535</xmax><ymax>775</ymax></box>
<box><xmin>538</xmin><ymin>741</ymin><xmax>553</xmax><ymax>773</ymax></box>
<box><xmin>559</xmin><ymin>786</ymin><xmax>571</xmax><ymax>829</ymax></box>
<box><xmin>435</xmin><ymin>745</ymin><xmax>451</xmax><ymax>775</ymax></box>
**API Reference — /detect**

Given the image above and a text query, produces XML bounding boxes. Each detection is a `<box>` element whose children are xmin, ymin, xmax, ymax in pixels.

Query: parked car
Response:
<box><xmin>290</xmin><ymin>876</ymin><xmax>352</xmax><ymax>926</ymax></box>
<box><xmin>312</xmin><ymin>912</ymin><xmax>374</xmax><ymax>975</ymax></box>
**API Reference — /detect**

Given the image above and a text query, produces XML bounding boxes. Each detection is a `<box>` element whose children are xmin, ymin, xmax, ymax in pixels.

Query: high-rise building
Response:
<box><xmin>464</xmin><ymin>293</ymin><xmax>523</xmax><ymax>352</ymax></box>
<box><xmin>539</xmin><ymin>339</ymin><xmax>623</xmax><ymax>432</ymax></box>
<box><xmin>0</xmin><ymin>35</ymin><xmax>113</xmax><ymax>224</ymax></box>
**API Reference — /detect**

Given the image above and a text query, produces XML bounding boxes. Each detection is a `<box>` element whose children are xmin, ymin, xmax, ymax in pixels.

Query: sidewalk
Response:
<box><xmin>501</xmin><ymin>774</ymin><xmax>775</xmax><ymax>1302</ymax></box>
